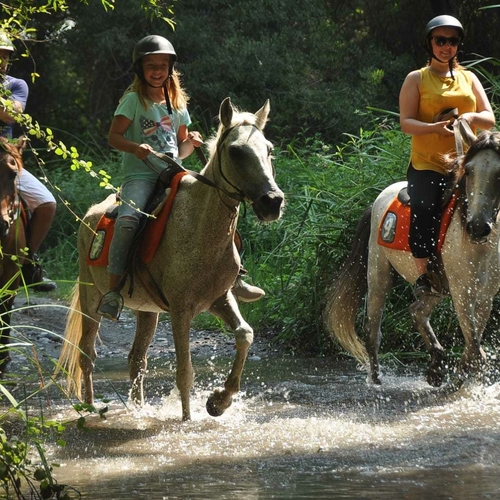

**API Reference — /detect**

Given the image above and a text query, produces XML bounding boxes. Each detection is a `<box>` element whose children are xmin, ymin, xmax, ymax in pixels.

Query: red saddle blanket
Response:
<box><xmin>87</xmin><ymin>171</ymin><xmax>187</xmax><ymax>266</ymax></box>
<box><xmin>377</xmin><ymin>190</ymin><xmax>458</xmax><ymax>252</ymax></box>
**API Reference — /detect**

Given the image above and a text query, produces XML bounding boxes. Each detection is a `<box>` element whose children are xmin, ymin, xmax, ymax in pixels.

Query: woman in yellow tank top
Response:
<box><xmin>399</xmin><ymin>15</ymin><xmax>495</xmax><ymax>297</ymax></box>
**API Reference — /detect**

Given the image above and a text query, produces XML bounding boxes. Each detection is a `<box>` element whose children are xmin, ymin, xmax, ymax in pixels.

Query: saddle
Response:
<box><xmin>377</xmin><ymin>186</ymin><xmax>459</xmax><ymax>253</ymax></box>
<box><xmin>377</xmin><ymin>186</ymin><xmax>460</xmax><ymax>296</ymax></box>
<box><xmin>87</xmin><ymin>169</ymin><xmax>187</xmax><ymax>267</ymax></box>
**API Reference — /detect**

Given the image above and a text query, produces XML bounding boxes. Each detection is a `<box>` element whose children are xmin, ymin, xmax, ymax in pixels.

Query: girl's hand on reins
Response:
<box><xmin>135</xmin><ymin>143</ymin><xmax>155</xmax><ymax>159</ymax></box>
<box><xmin>188</xmin><ymin>131</ymin><xmax>204</xmax><ymax>148</ymax></box>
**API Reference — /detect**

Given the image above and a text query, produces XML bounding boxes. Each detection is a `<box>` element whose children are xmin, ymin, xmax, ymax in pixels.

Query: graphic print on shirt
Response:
<box><xmin>140</xmin><ymin>114</ymin><xmax>176</xmax><ymax>151</ymax></box>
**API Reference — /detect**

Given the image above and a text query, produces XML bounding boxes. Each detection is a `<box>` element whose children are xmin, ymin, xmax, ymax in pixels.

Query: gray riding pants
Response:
<box><xmin>107</xmin><ymin>179</ymin><xmax>156</xmax><ymax>275</ymax></box>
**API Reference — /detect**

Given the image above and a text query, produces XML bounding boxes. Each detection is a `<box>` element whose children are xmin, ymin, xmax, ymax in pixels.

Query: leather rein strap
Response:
<box><xmin>453</xmin><ymin>119</ymin><xmax>464</xmax><ymax>157</ymax></box>
<box><xmin>143</xmin><ymin>124</ymin><xmax>249</xmax><ymax>203</ymax></box>
<box><xmin>452</xmin><ymin>117</ymin><xmax>477</xmax><ymax>158</ymax></box>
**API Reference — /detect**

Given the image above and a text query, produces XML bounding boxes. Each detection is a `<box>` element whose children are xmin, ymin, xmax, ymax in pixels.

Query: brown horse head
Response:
<box><xmin>0</xmin><ymin>136</ymin><xmax>25</xmax><ymax>238</ymax></box>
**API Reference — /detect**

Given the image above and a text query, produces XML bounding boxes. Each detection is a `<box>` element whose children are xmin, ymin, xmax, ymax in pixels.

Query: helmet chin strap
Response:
<box><xmin>430</xmin><ymin>53</ymin><xmax>456</xmax><ymax>80</ymax></box>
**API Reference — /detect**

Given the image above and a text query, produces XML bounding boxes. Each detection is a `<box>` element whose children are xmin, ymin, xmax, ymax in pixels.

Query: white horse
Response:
<box><xmin>325</xmin><ymin>129</ymin><xmax>500</xmax><ymax>386</ymax></box>
<box><xmin>58</xmin><ymin>98</ymin><xmax>284</xmax><ymax>420</ymax></box>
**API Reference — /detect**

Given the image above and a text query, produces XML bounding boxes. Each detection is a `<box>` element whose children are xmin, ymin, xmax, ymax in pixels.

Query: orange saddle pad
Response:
<box><xmin>87</xmin><ymin>171</ymin><xmax>187</xmax><ymax>267</ymax></box>
<box><xmin>377</xmin><ymin>190</ymin><xmax>458</xmax><ymax>252</ymax></box>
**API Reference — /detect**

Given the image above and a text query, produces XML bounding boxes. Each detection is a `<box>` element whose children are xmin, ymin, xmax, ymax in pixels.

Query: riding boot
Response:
<box><xmin>22</xmin><ymin>256</ymin><xmax>57</xmax><ymax>292</ymax></box>
<box><xmin>232</xmin><ymin>267</ymin><xmax>265</xmax><ymax>303</ymax></box>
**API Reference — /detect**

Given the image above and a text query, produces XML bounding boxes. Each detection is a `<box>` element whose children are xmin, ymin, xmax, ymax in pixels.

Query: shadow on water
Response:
<box><xmin>33</xmin><ymin>355</ymin><xmax>500</xmax><ymax>499</ymax></box>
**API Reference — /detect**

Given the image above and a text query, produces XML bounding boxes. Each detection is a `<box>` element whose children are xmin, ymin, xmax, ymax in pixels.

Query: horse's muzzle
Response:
<box><xmin>252</xmin><ymin>190</ymin><xmax>285</xmax><ymax>221</ymax></box>
<box><xmin>466</xmin><ymin>218</ymin><xmax>493</xmax><ymax>243</ymax></box>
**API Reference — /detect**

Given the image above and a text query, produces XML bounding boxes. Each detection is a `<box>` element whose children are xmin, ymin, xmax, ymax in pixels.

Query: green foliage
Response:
<box><xmin>172</xmin><ymin>0</ymin><xmax>410</xmax><ymax>144</ymax></box>
<box><xmin>0</xmin><ymin>400</ymin><xmax>75</xmax><ymax>499</ymax></box>
<box><xmin>236</xmin><ymin>117</ymin><xmax>410</xmax><ymax>353</ymax></box>
<box><xmin>0</xmin><ymin>2</ymin><xmax>176</xmax><ymax>499</ymax></box>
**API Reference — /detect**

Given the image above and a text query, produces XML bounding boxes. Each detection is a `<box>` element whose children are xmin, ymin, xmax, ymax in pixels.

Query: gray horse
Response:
<box><xmin>325</xmin><ymin>128</ymin><xmax>500</xmax><ymax>387</ymax></box>
<box><xmin>58</xmin><ymin>98</ymin><xmax>284</xmax><ymax>421</ymax></box>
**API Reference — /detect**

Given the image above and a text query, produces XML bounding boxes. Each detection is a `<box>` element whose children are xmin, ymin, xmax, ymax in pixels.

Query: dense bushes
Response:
<box><xmin>11</xmin><ymin>1</ymin><xmax>500</xmax><ymax>357</ymax></box>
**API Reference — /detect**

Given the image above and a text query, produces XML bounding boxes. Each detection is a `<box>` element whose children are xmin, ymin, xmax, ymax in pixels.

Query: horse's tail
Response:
<box><xmin>55</xmin><ymin>283</ymin><xmax>84</xmax><ymax>400</ymax></box>
<box><xmin>324</xmin><ymin>207</ymin><xmax>371</xmax><ymax>364</ymax></box>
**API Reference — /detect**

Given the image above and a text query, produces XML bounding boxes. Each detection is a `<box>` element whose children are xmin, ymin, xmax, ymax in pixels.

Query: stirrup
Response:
<box><xmin>96</xmin><ymin>291</ymin><xmax>124</xmax><ymax>321</ymax></box>
<box><xmin>232</xmin><ymin>277</ymin><xmax>265</xmax><ymax>303</ymax></box>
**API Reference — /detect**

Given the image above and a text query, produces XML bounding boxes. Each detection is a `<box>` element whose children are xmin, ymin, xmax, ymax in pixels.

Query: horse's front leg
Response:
<box><xmin>129</xmin><ymin>311</ymin><xmax>159</xmax><ymax>405</ymax></box>
<box><xmin>207</xmin><ymin>292</ymin><xmax>253</xmax><ymax>417</ymax></box>
<box><xmin>455</xmin><ymin>295</ymin><xmax>490</xmax><ymax>375</ymax></box>
<box><xmin>449</xmin><ymin>273</ymin><xmax>492</xmax><ymax>377</ymax></box>
<box><xmin>409</xmin><ymin>295</ymin><xmax>445</xmax><ymax>386</ymax></box>
<box><xmin>169</xmin><ymin>308</ymin><xmax>195</xmax><ymax>421</ymax></box>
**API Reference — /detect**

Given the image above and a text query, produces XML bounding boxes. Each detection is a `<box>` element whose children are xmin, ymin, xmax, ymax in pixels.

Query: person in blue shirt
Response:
<box><xmin>0</xmin><ymin>31</ymin><xmax>57</xmax><ymax>292</ymax></box>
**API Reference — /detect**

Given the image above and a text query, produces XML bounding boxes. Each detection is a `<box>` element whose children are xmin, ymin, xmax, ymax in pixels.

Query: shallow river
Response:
<box><xmin>41</xmin><ymin>355</ymin><xmax>500</xmax><ymax>499</ymax></box>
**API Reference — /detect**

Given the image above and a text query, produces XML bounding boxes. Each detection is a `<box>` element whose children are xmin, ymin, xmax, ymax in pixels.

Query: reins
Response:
<box><xmin>452</xmin><ymin>118</ymin><xmax>469</xmax><ymax>157</ymax></box>
<box><xmin>143</xmin><ymin>123</ymin><xmax>253</xmax><ymax>204</ymax></box>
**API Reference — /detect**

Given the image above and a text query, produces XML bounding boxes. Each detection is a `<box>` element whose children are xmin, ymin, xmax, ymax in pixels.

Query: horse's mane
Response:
<box><xmin>0</xmin><ymin>136</ymin><xmax>24</xmax><ymax>173</ymax></box>
<box><xmin>204</xmin><ymin>105</ymin><xmax>267</xmax><ymax>161</ymax></box>
<box><xmin>443</xmin><ymin>130</ymin><xmax>500</xmax><ymax>192</ymax></box>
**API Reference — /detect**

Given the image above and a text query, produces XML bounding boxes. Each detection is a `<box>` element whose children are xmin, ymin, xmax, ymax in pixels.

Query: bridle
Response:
<box><xmin>144</xmin><ymin>123</ymin><xmax>269</xmax><ymax>205</ymax></box>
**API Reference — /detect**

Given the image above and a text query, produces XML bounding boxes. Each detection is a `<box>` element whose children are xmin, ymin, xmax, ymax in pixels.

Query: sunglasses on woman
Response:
<box><xmin>432</xmin><ymin>36</ymin><xmax>460</xmax><ymax>47</ymax></box>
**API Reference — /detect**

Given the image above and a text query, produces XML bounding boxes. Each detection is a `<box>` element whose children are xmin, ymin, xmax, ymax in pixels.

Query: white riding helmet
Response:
<box><xmin>0</xmin><ymin>32</ymin><xmax>15</xmax><ymax>52</ymax></box>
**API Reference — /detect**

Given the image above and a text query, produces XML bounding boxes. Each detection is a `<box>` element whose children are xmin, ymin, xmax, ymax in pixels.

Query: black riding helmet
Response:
<box><xmin>132</xmin><ymin>35</ymin><xmax>177</xmax><ymax>114</ymax></box>
<box><xmin>424</xmin><ymin>15</ymin><xmax>465</xmax><ymax>80</ymax></box>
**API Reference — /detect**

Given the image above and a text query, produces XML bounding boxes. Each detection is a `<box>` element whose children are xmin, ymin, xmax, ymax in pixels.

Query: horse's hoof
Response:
<box><xmin>206</xmin><ymin>397</ymin><xmax>225</xmax><ymax>417</ymax></box>
<box><xmin>426</xmin><ymin>371</ymin><xmax>444</xmax><ymax>387</ymax></box>
<box><xmin>206</xmin><ymin>390</ymin><xmax>232</xmax><ymax>417</ymax></box>
<box><xmin>426</xmin><ymin>351</ymin><xmax>445</xmax><ymax>387</ymax></box>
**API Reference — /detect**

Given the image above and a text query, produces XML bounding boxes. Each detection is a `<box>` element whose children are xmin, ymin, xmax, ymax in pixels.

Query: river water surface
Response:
<box><xmin>43</xmin><ymin>355</ymin><xmax>500</xmax><ymax>499</ymax></box>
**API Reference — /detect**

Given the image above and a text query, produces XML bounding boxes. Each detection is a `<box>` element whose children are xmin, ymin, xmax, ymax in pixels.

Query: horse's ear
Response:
<box><xmin>457</xmin><ymin>118</ymin><xmax>476</xmax><ymax>148</ymax></box>
<box><xmin>220</xmin><ymin>97</ymin><xmax>233</xmax><ymax>128</ymax></box>
<box><xmin>254</xmin><ymin>100</ymin><xmax>270</xmax><ymax>130</ymax></box>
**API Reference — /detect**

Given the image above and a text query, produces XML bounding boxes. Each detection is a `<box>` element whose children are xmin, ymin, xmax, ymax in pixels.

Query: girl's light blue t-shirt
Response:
<box><xmin>114</xmin><ymin>91</ymin><xmax>191</xmax><ymax>182</ymax></box>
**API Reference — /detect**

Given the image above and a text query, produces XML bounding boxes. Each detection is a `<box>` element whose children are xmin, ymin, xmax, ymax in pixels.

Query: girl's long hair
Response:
<box><xmin>122</xmin><ymin>69</ymin><xmax>189</xmax><ymax>111</ymax></box>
